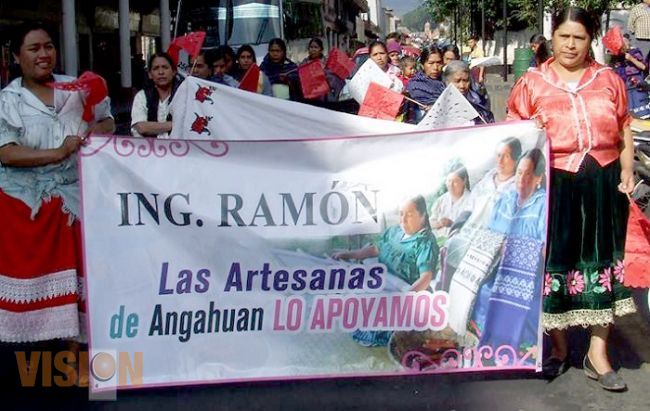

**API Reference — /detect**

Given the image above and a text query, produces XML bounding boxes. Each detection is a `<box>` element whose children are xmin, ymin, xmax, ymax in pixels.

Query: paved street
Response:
<box><xmin>3</xmin><ymin>306</ymin><xmax>649</xmax><ymax>411</ymax></box>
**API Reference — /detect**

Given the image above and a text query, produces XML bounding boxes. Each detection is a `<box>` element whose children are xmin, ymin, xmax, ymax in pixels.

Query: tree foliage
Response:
<box><xmin>423</xmin><ymin>0</ymin><xmax>637</xmax><ymax>39</ymax></box>
<box><xmin>401</xmin><ymin>5</ymin><xmax>432</xmax><ymax>32</ymax></box>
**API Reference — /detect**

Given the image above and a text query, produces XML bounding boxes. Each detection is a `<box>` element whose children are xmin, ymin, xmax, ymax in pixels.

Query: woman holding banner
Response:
<box><xmin>507</xmin><ymin>7</ymin><xmax>635</xmax><ymax>391</ymax></box>
<box><xmin>0</xmin><ymin>23</ymin><xmax>114</xmax><ymax>343</ymax></box>
<box><xmin>333</xmin><ymin>195</ymin><xmax>438</xmax><ymax>346</ymax></box>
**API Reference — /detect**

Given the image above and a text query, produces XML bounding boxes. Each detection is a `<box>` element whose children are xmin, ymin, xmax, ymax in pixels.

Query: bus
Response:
<box><xmin>174</xmin><ymin>0</ymin><xmax>324</xmax><ymax>62</ymax></box>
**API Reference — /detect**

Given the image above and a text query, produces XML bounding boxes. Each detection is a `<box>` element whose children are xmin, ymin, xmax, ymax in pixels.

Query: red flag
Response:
<box><xmin>239</xmin><ymin>64</ymin><xmax>261</xmax><ymax>93</ymax></box>
<box><xmin>167</xmin><ymin>31</ymin><xmax>206</xmax><ymax>65</ymax></box>
<box><xmin>624</xmin><ymin>197</ymin><xmax>650</xmax><ymax>288</ymax></box>
<box><xmin>48</xmin><ymin>71</ymin><xmax>108</xmax><ymax>122</ymax></box>
<box><xmin>298</xmin><ymin>60</ymin><xmax>330</xmax><ymax>99</ymax></box>
<box><xmin>326</xmin><ymin>48</ymin><xmax>356</xmax><ymax>80</ymax></box>
<box><xmin>602</xmin><ymin>26</ymin><xmax>625</xmax><ymax>56</ymax></box>
<box><xmin>357</xmin><ymin>82</ymin><xmax>404</xmax><ymax>120</ymax></box>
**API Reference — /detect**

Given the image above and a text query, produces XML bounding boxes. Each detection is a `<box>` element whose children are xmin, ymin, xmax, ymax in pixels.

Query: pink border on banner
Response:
<box><xmin>92</xmin><ymin>364</ymin><xmax>538</xmax><ymax>394</ymax></box>
<box><xmin>78</xmin><ymin>120</ymin><xmax>545</xmax><ymax>393</ymax></box>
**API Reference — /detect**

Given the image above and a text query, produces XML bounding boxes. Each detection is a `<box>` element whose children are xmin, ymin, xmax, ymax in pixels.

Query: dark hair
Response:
<box><xmin>386</xmin><ymin>32</ymin><xmax>401</xmax><ymax>42</ymax></box>
<box><xmin>144</xmin><ymin>52</ymin><xmax>179</xmax><ymax>127</ymax></box>
<box><xmin>419</xmin><ymin>45</ymin><xmax>443</xmax><ymax>65</ymax></box>
<box><xmin>197</xmin><ymin>49</ymin><xmax>212</xmax><ymax>66</ymax></box>
<box><xmin>10</xmin><ymin>22</ymin><xmax>55</xmax><ymax>56</ymax></box>
<box><xmin>448</xmin><ymin>162</ymin><xmax>470</xmax><ymax>192</ymax></box>
<box><xmin>409</xmin><ymin>195</ymin><xmax>432</xmax><ymax>231</ymax></box>
<box><xmin>210</xmin><ymin>48</ymin><xmax>226</xmax><ymax>65</ymax></box>
<box><xmin>519</xmin><ymin>148</ymin><xmax>546</xmax><ymax>176</ymax></box>
<box><xmin>368</xmin><ymin>40</ymin><xmax>387</xmax><ymax>55</ymax></box>
<box><xmin>551</xmin><ymin>6</ymin><xmax>601</xmax><ymax>40</ymax></box>
<box><xmin>218</xmin><ymin>45</ymin><xmax>235</xmax><ymax>60</ymax></box>
<box><xmin>529</xmin><ymin>34</ymin><xmax>550</xmax><ymax>66</ymax></box>
<box><xmin>268</xmin><ymin>38</ymin><xmax>287</xmax><ymax>54</ymax></box>
<box><xmin>469</xmin><ymin>34</ymin><xmax>480</xmax><ymax>42</ymax></box>
<box><xmin>236</xmin><ymin>44</ymin><xmax>257</xmax><ymax>62</ymax></box>
<box><xmin>148</xmin><ymin>52</ymin><xmax>175</xmax><ymax>71</ymax></box>
<box><xmin>308</xmin><ymin>37</ymin><xmax>324</xmax><ymax>50</ymax></box>
<box><xmin>442</xmin><ymin>44</ymin><xmax>460</xmax><ymax>60</ymax></box>
<box><xmin>500</xmin><ymin>137</ymin><xmax>522</xmax><ymax>162</ymax></box>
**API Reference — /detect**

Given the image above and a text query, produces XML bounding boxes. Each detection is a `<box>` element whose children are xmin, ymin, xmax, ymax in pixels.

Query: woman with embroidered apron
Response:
<box><xmin>507</xmin><ymin>7</ymin><xmax>636</xmax><ymax>391</ymax></box>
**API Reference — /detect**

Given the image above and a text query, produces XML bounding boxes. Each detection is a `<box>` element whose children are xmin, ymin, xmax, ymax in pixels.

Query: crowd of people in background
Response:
<box><xmin>123</xmin><ymin>29</ymin><xmax>500</xmax><ymax>134</ymax></box>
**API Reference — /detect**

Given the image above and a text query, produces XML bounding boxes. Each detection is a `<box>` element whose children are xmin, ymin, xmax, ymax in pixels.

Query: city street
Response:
<box><xmin>3</xmin><ymin>309</ymin><xmax>649</xmax><ymax>411</ymax></box>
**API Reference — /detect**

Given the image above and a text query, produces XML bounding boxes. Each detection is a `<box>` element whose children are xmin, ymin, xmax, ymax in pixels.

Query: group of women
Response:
<box><xmin>0</xmin><ymin>5</ymin><xmax>639</xmax><ymax>393</ymax></box>
<box><xmin>362</xmin><ymin>39</ymin><xmax>495</xmax><ymax>124</ymax></box>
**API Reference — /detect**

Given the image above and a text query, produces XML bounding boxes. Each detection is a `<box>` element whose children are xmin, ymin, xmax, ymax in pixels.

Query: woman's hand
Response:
<box><xmin>332</xmin><ymin>251</ymin><xmax>351</xmax><ymax>260</ymax></box>
<box><xmin>58</xmin><ymin>135</ymin><xmax>85</xmax><ymax>160</ymax></box>
<box><xmin>618</xmin><ymin>167</ymin><xmax>635</xmax><ymax>194</ymax></box>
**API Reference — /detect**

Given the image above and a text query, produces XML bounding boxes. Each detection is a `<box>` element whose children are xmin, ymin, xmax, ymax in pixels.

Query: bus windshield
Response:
<box><xmin>175</xmin><ymin>0</ymin><xmax>282</xmax><ymax>48</ymax></box>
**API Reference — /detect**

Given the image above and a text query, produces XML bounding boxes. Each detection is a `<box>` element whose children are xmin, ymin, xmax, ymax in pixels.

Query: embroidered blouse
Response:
<box><xmin>0</xmin><ymin>75</ymin><xmax>112</xmax><ymax>220</ymax></box>
<box><xmin>507</xmin><ymin>57</ymin><xmax>630</xmax><ymax>173</ymax></box>
<box><xmin>376</xmin><ymin>225</ymin><xmax>439</xmax><ymax>285</ymax></box>
<box><xmin>488</xmin><ymin>188</ymin><xmax>547</xmax><ymax>242</ymax></box>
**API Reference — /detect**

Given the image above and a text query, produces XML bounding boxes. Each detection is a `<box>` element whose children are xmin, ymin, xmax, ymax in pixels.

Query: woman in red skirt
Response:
<box><xmin>0</xmin><ymin>23</ymin><xmax>114</xmax><ymax>343</ymax></box>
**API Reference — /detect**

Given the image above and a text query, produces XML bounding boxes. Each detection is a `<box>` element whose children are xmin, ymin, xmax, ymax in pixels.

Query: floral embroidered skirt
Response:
<box><xmin>543</xmin><ymin>156</ymin><xmax>636</xmax><ymax>330</ymax></box>
<box><xmin>0</xmin><ymin>190</ymin><xmax>83</xmax><ymax>342</ymax></box>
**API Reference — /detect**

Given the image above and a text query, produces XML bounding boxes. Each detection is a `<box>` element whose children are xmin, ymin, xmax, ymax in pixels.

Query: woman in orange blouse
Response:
<box><xmin>507</xmin><ymin>7</ymin><xmax>635</xmax><ymax>391</ymax></box>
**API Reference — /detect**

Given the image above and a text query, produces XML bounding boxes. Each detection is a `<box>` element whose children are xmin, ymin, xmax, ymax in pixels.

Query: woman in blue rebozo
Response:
<box><xmin>333</xmin><ymin>195</ymin><xmax>439</xmax><ymax>346</ymax></box>
<box><xmin>405</xmin><ymin>45</ymin><xmax>445</xmax><ymax>123</ymax></box>
<box><xmin>259</xmin><ymin>38</ymin><xmax>301</xmax><ymax>100</ymax></box>
<box><xmin>470</xmin><ymin>149</ymin><xmax>547</xmax><ymax>352</ymax></box>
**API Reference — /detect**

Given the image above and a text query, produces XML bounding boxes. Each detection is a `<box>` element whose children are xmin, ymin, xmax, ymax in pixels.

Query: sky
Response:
<box><xmin>382</xmin><ymin>0</ymin><xmax>421</xmax><ymax>18</ymax></box>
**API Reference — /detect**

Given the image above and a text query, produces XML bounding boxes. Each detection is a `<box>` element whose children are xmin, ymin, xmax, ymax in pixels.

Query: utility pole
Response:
<box><xmin>538</xmin><ymin>0</ymin><xmax>544</xmax><ymax>34</ymax></box>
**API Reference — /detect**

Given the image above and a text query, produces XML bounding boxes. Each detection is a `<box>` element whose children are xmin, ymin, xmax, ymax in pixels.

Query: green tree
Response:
<box><xmin>401</xmin><ymin>6</ymin><xmax>432</xmax><ymax>32</ymax></box>
<box><xmin>424</xmin><ymin>0</ymin><xmax>637</xmax><ymax>40</ymax></box>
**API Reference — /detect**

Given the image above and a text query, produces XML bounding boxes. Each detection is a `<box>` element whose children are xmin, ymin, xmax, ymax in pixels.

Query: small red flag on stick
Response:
<box><xmin>624</xmin><ymin>195</ymin><xmax>650</xmax><ymax>288</ymax></box>
<box><xmin>602</xmin><ymin>26</ymin><xmax>625</xmax><ymax>56</ymax></box>
<box><xmin>167</xmin><ymin>31</ymin><xmax>206</xmax><ymax>65</ymax></box>
<box><xmin>48</xmin><ymin>71</ymin><xmax>108</xmax><ymax>122</ymax></box>
<box><xmin>239</xmin><ymin>64</ymin><xmax>261</xmax><ymax>93</ymax></box>
<box><xmin>357</xmin><ymin>82</ymin><xmax>404</xmax><ymax>120</ymax></box>
<box><xmin>326</xmin><ymin>48</ymin><xmax>356</xmax><ymax>80</ymax></box>
<box><xmin>298</xmin><ymin>60</ymin><xmax>330</xmax><ymax>99</ymax></box>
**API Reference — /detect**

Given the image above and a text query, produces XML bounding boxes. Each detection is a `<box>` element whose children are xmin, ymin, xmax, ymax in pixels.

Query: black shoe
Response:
<box><xmin>542</xmin><ymin>356</ymin><xmax>569</xmax><ymax>379</ymax></box>
<box><xmin>583</xmin><ymin>355</ymin><xmax>627</xmax><ymax>392</ymax></box>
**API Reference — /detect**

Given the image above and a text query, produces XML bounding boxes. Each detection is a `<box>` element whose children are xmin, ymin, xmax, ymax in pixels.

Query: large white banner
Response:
<box><xmin>80</xmin><ymin>121</ymin><xmax>548</xmax><ymax>390</ymax></box>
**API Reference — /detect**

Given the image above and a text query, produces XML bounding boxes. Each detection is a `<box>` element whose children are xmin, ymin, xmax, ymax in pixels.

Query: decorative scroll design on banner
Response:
<box><xmin>400</xmin><ymin>344</ymin><xmax>538</xmax><ymax>372</ymax></box>
<box><xmin>80</xmin><ymin>136</ymin><xmax>229</xmax><ymax>158</ymax></box>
